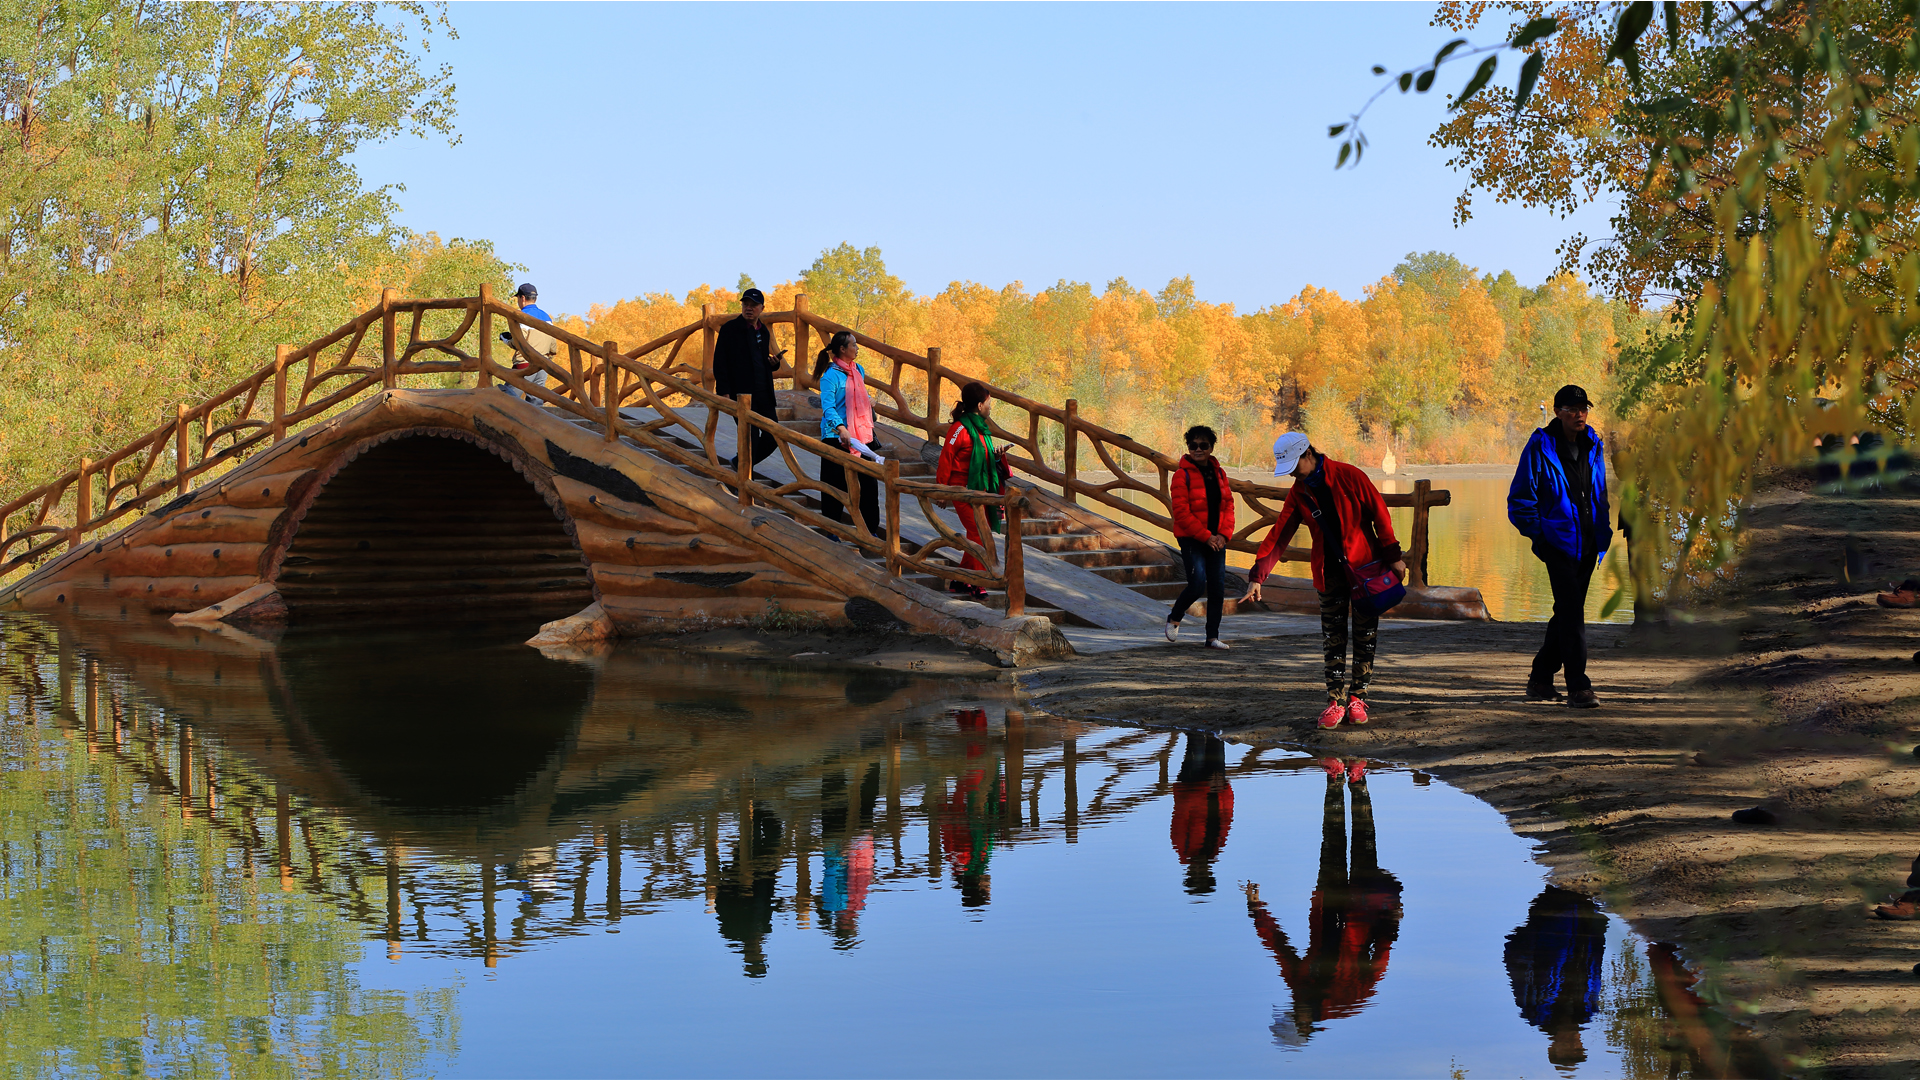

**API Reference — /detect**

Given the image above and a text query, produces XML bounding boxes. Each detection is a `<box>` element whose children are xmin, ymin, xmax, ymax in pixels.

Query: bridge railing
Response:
<box><xmin>1</xmin><ymin>288</ymin><xmax>1032</xmax><ymax>613</ymax></box>
<box><xmin>2</xmin><ymin>287</ymin><xmax>1450</xmax><ymax>601</ymax></box>
<box><xmin>595</xmin><ymin>296</ymin><xmax>1452</xmax><ymax>586</ymax></box>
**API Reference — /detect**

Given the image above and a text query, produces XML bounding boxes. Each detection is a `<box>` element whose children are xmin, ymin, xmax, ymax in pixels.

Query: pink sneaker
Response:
<box><xmin>1347</xmin><ymin>758</ymin><xmax>1368</xmax><ymax>783</ymax></box>
<box><xmin>1321</xmin><ymin>757</ymin><xmax>1346</xmax><ymax>779</ymax></box>
<box><xmin>1318</xmin><ymin>701</ymin><xmax>1345</xmax><ymax>729</ymax></box>
<box><xmin>1346</xmin><ymin>697</ymin><xmax>1369</xmax><ymax>725</ymax></box>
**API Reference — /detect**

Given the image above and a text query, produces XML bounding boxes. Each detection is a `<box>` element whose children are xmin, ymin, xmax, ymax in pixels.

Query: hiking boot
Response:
<box><xmin>1164</xmin><ymin>620</ymin><xmax>1180</xmax><ymax>643</ymax></box>
<box><xmin>1526</xmin><ymin>678</ymin><xmax>1563</xmax><ymax>701</ymax></box>
<box><xmin>1205</xmin><ymin>638</ymin><xmax>1230</xmax><ymax>650</ymax></box>
<box><xmin>1347</xmin><ymin>758</ymin><xmax>1368</xmax><ymax>783</ymax></box>
<box><xmin>1321</xmin><ymin>757</ymin><xmax>1346</xmax><ymax>780</ymax></box>
<box><xmin>1873</xmin><ymin>889</ymin><xmax>1920</xmax><ymax>920</ymax></box>
<box><xmin>1345</xmin><ymin>697</ymin><xmax>1370</xmax><ymax>725</ymax></box>
<box><xmin>1317</xmin><ymin>701</ymin><xmax>1345</xmax><ymax>729</ymax></box>
<box><xmin>1567</xmin><ymin>688</ymin><xmax>1600</xmax><ymax>709</ymax></box>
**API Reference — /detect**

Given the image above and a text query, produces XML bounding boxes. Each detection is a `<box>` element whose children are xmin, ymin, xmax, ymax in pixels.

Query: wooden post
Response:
<box><xmin>1410</xmin><ymin>478</ymin><xmax>1431</xmax><ymax>588</ymax></box>
<box><xmin>603</xmin><ymin>341</ymin><xmax>620</xmax><ymax>442</ymax></box>
<box><xmin>380</xmin><ymin>287</ymin><xmax>397</xmax><ymax>389</ymax></box>
<box><xmin>272</xmin><ymin>344</ymin><xmax>289</xmax><ymax>443</ymax></box>
<box><xmin>793</xmin><ymin>293</ymin><xmax>811</xmax><ymax>390</ymax></box>
<box><xmin>477</xmin><ymin>284</ymin><xmax>495</xmax><ymax>388</ymax></box>
<box><xmin>175</xmin><ymin>404</ymin><xmax>190</xmax><ymax>495</ymax></box>
<box><xmin>70</xmin><ymin>459</ymin><xmax>91</xmax><ymax>551</ymax></box>
<box><xmin>926</xmin><ymin>346</ymin><xmax>944</xmax><ymax>438</ymax></box>
<box><xmin>1004</xmin><ymin>496</ymin><xmax>1026</xmax><ymax>617</ymax></box>
<box><xmin>1063</xmin><ymin>398</ymin><xmax>1080</xmax><ymax>504</ymax></box>
<box><xmin>884</xmin><ymin>459</ymin><xmax>901</xmax><ymax>575</ymax></box>
<box><xmin>735</xmin><ymin>394</ymin><xmax>754</xmax><ymax>507</ymax></box>
<box><xmin>700</xmin><ymin>302</ymin><xmax>717</xmax><ymax>392</ymax></box>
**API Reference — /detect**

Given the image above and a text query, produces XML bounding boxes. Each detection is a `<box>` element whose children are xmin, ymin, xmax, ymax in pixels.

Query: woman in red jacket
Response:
<box><xmin>1167</xmin><ymin>425</ymin><xmax>1236</xmax><ymax>649</ymax></box>
<box><xmin>1240</xmin><ymin>432</ymin><xmax>1407</xmax><ymax>730</ymax></box>
<box><xmin>935</xmin><ymin>382</ymin><xmax>1001</xmax><ymax>599</ymax></box>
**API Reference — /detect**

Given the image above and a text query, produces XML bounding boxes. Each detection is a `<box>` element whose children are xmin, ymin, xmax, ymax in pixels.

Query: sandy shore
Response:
<box><xmin>1017</xmin><ymin>481</ymin><xmax>1920</xmax><ymax>1078</ymax></box>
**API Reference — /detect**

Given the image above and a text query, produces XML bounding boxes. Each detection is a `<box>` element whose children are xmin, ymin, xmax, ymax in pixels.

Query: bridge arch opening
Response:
<box><xmin>274</xmin><ymin>433</ymin><xmax>593</xmax><ymax>620</ymax></box>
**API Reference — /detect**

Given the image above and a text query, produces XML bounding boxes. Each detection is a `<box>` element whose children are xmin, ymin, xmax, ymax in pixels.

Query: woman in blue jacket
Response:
<box><xmin>813</xmin><ymin>330</ymin><xmax>883</xmax><ymax>537</ymax></box>
<box><xmin>1508</xmin><ymin>385</ymin><xmax>1613</xmax><ymax>708</ymax></box>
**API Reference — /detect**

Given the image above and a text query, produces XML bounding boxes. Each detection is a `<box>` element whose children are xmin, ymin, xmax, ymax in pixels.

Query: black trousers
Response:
<box><xmin>741</xmin><ymin>391</ymin><xmax>778</xmax><ymax>465</ymax></box>
<box><xmin>819</xmin><ymin>439</ymin><xmax>881</xmax><ymax>536</ymax></box>
<box><xmin>1171</xmin><ymin>537</ymin><xmax>1227</xmax><ymax>640</ymax></box>
<box><xmin>1532</xmin><ymin>547</ymin><xmax>1599</xmax><ymax>693</ymax></box>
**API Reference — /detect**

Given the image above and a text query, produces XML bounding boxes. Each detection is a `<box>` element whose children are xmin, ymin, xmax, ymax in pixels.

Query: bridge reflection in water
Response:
<box><xmin>5</xmin><ymin>598</ymin><xmax>1253</xmax><ymax>974</ymax></box>
<box><xmin>0</xmin><ymin>599</ymin><xmax>1783</xmax><ymax>1077</ymax></box>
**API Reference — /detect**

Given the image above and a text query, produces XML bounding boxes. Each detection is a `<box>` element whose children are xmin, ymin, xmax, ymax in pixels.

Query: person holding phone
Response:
<box><xmin>714</xmin><ymin>288</ymin><xmax>788</xmax><ymax>468</ymax></box>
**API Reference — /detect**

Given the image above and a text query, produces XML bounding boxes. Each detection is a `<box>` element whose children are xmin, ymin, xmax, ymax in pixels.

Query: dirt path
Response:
<box><xmin>1018</xmin><ymin>485</ymin><xmax>1920</xmax><ymax>1078</ymax></box>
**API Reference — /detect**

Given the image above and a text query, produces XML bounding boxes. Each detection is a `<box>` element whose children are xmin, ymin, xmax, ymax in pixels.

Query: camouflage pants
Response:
<box><xmin>1319</xmin><ymin>587</ymin><xmax>1380</xmax><ymax>701</ymax></box>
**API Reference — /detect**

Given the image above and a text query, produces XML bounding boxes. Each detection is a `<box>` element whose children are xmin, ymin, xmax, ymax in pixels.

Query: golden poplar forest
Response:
<box><xmin>562</xmin><ymin>244</ymin><xmax>1663</xmax><ymax>470</ymax></box>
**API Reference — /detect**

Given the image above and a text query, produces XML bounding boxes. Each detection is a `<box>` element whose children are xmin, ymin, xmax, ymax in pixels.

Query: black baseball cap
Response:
<box><xmin>514</xmin><ymin>283</ymin><xmax>538</xmax><ymax>300</ymax></box>
<box><xmin>1553</xmin><ymin>384</ymin><xmax>1593</xmax><ymax>409</ymax></box>
<box><xmin>740</xmin><ymin>288</ymin><xmax>765</xmax><ymax>306</ymax></box>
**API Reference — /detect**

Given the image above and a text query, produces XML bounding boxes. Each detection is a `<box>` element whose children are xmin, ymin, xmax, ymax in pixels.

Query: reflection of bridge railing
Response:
<box><xmin>0</xmin><ymin>617</ymin><xmax>1325</xmax><ymax>968</ymax></box>
<box><xmin>0</xmin><ymin>289</ymin><xmax>1453</xmax><ymax>596</ymax></box>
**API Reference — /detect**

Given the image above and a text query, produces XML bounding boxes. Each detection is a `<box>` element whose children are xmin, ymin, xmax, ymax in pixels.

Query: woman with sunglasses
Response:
<box><xmin>1167</xmin><ymin>425</ymin><xmax>1235</xmax><ymax>649</ymax></box>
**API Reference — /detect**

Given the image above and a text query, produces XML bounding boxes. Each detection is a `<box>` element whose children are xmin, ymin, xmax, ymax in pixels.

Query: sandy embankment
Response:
<box><xmin>1017</xmin><ymin>481</ymin><xmax>1920</xmax><ymax>1078</ymax></box>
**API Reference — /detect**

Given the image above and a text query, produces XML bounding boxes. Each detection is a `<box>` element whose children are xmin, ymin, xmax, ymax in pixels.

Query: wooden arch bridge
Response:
<box><xmin>0</xmin><ymin>288</ymin><xmax>1485</xmax><ymax>663</ymax></box>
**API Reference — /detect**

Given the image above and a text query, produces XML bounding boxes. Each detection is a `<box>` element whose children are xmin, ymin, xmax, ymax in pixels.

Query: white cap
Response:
<box><xmin>1272</xmin><ymin>432</ymin><xmax>1310</xmax><ymax>477</ymax></box>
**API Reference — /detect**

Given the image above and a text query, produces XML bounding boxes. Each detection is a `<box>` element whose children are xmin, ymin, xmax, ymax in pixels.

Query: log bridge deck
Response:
<box><xmin>0</xmin><ymin>290</ymin><xmax>1487</xmax><ymax>664</ymax></box>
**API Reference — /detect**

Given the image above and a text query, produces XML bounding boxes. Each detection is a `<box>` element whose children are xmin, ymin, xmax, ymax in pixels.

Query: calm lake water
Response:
<box><xmin>0</xmin><ymin>603</ymin><xmax>1763</xmax><ymax>1078</ymax></box>
<box><xmin>1111</xmin><ymin>471</ymin><xmax>1633</xmax><ymax>624</ymax></box>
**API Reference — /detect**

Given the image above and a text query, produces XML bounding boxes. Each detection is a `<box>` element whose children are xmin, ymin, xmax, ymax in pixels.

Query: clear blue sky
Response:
<box><xmin>350</xmin><ymin>2</ymin><xmax>1616</xmax><ymax>320</ymax></box>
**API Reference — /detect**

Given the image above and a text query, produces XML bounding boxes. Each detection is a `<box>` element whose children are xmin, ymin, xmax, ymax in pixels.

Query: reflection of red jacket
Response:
<box><xmin>1171</xmin><ymin>456</ymin><xmax>1236</xmax><ymax>540</ymax></box>
<box><xmin>1249</xmin><ymin>879</ymin><xmax>1401</xmax><ymax>1024</ymax></box>
<box><xmin>1170</xmin><ymin>781</ymin><xmax>1234</xmax><ymax>864</ymax></box>
<box><xmin>1250</xmin><ymin>458</ymin><xmax>1401</xmax><ymax>591</ymax></box>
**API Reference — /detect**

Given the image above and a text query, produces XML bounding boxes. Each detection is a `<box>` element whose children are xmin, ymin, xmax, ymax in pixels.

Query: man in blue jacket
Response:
<box><xmin>1508</xmin><ymin>385</ymin><xmax>1613</xmax><ymax>708</ymax></box>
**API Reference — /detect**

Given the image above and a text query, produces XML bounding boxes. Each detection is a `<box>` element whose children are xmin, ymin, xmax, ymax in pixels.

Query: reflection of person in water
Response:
<box><xmin>714</xmin><ymin>801</ymin><xmax>783</xmax><ymax>977</ymax></box>
<box><xmin>1170</xmin><ymin>734</ymin><xmax>1234</xmax><ymax>895</ymax></box>
<box><xmin>942</xmin><ymin>708</ymin><xmax>1000</xmax><ymax>906</ymax></box>
<box><xmin>1244</xmin><ymin>757</ymin><xmax>1402</xmax><ymax>1046</ymax></box>
<box><xmin>820</xmin><ymin>765</ymin><xmax>881</xmax><ymax>944</ymax></box>
<box><xmin>1504</xmin><ymin>886</ymin><xmax>1608</xmax><ymax>1069</ymax></box>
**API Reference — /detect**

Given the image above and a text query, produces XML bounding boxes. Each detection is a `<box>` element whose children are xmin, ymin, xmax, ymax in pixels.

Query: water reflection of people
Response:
<box><xmin>1170</xmin><ymin>734</ymin><xmax>1233</xmax><ymax>895</ymax></box>
<box><xmin>1503</xmin><ymin>886</ymin><xmax>1608</xmax><ymax>1069</ymax></box>
<box><xmin>714</xmin><ymin>801</ymin><xmax>783</xmax><ymax>977</ymax></box>
<box><xmin>1244</xmin><ymin>757</ymin><xmax>1402</xmax><ymax>1046</ymax></box>
<box><xmin>942</xmin><ymin>709</ymin><xmax>1000</xmax><ymax>906</ymax></box>
<box><xmin>820</xmin><ymin>765</ymin><xmax>881</xmax><ymax>944</ymax></box>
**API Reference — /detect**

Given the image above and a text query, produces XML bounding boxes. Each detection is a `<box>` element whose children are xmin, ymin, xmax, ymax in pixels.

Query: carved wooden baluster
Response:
<box><xmin>1410</xmin><ymin>478</ymin><xmax>1431</xmax><ymax>588</ymax></box>
<box><xmin>793</xmin><ymin>294</ymin><xmax>811</xmax><ymax>390</ymax></box>
<box><xmin>272</xmin><ymin>344</ymin><xmax>289</xmax><ymax>443</ymax></box>
<box><xmin>477</xmin><ymin>284</ymin><xmax>495</xmax><ymax>388</ymax></box>
<box><xmin>700</xmin><ymin>303</ymin><xmax>716</xmax><ymax>392</ymax></box>
<box><xmin>1005</xmin><ymin>497</ymin><xmax>1025</xmax><ymax>617</ymax></box>
<box><xmin>735</xmin><ymin>395</ymin><xmax>753</xmax><ymax>508</ymax></box>
<box><xmin>884</xmin><ymin>459</ymin><xmax>901</xmax><ymax>575</ymax></box>
<box><xmin>70</xmin><ymin>459</ymin><xmax>91</xmax><ymax>551</ymax></box>
<box><xmin>1063</xmin><ymin>398</ymin><xmax>1079</xmax><ymax>504</ymax></box>
<box><xmin>175</xmin><ymin>404</ymin><xmax>189</xmax><ymax>495</ymax></box>
<box><xmin>604</xmin><ymin>342</ymin><xmax>620</xmax><ymax>443</ymax></box>
<box><xmin>380</xmin><ymin>288</ymin><xmax>397</xmax><ymax>389</ymax></box>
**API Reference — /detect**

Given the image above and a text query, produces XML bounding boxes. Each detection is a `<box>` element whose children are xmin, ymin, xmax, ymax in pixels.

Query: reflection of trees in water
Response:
<box><xmin>0</xmin><ymin>622</ymin><xmax>456</xmax><ymax>1076</ymax></box>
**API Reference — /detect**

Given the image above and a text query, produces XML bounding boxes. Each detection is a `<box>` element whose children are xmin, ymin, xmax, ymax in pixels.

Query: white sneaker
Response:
<box><xmin>1206</xmin><ymin>638</ymin><xmax>1230</xmax><ymax>650</ymax></box>
<box><xmin>1164</xmin><ymin>620</ymin><xmax>1180</xmax><ymax>642</ymax></box>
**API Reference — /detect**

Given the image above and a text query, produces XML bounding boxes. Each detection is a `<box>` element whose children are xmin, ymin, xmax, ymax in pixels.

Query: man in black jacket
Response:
<box><xmin>713</xmin><ymin>289</ymin><xmax>785</xmax><ymax>468</ymax></box>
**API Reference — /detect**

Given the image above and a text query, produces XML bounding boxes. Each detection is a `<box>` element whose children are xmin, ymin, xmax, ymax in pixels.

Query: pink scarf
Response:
<box><xmin>834</xmin><ymin>356</ymin><xmax>875</xmax><ymax>443</ymax></box>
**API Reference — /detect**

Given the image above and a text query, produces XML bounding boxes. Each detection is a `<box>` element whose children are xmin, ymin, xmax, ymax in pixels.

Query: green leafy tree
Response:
<box><xmin>0</xmin><ymin>1</ymin><xmax>509</xmax><ymax>495</ymax></box>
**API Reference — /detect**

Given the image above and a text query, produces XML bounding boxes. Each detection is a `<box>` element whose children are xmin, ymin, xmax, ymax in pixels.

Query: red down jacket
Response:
<box><xmin>1171</xmin><ymin>455</ymin><xmax>1236</xmax><ymax>541</ymax></box>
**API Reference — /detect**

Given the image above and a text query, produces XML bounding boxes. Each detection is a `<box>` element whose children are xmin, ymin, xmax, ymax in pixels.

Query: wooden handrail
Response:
<box><xmin>1</xmin><ymin>291</ymin><xmax>1451</xmax><ymax>605</ymax></box>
